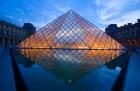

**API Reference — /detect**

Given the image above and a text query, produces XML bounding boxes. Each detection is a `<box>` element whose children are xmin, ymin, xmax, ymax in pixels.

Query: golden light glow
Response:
<box><xmin>17</xmin><ymin>10</ymin><xmax>124</xmax><ymax>82</ymax></box>
<box><xmin>18</xmin><ymin>10</ymin><xmax>124</xmax><ymax>67</ymax></box>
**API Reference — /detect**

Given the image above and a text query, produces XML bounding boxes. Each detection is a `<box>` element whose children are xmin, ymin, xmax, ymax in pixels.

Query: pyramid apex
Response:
<box><xmin>68</xmin><ymin>10</ymin><xmax>74</xmax><ymax>12</ymax></box>
<box><xmin>67</xmin><ymin>10</ymin><xmax>75</xmax><ymax>13</ymax></box>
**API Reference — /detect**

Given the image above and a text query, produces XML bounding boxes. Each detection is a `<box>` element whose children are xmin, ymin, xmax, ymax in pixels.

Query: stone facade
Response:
<box><xmin>0</xmin><ymin>20</ymin><xmax>36</xmax><ymax>47</ymax></box>
<box><xmin>105</xmin><ymin>19</ymin><xmax>140</xmax><ymax>48</ymax></box>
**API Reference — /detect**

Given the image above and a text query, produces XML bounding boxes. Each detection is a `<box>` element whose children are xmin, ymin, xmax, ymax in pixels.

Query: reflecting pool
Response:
<box><xmin>15</xmin><ymin>49</ymin><xmax>124</xmax><ymax>83</ymax></box>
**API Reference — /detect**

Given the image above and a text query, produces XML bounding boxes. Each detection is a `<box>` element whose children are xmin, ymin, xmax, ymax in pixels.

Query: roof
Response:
<box><xmin>0</xmin><ymin>19</ymin><xmax>22</xmax><ymax>30</ymax></box>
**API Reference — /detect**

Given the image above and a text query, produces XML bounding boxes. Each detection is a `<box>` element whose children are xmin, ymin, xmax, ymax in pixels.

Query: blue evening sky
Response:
<box><xmin>0</xmin><ymin>0</ymin><xmax>140</xmax><ymax>31</ymax></box>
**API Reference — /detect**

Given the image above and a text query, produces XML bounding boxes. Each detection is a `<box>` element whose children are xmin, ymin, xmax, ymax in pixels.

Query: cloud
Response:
<box><xmin>95</xmin><ymin>0</ymin><xmax>140</xmax><ymax>27</ymax></box>
<box><xmin>5</xmin><ymin>15</ymin><xmax>17</xmax><ymax>20</ymax></box>
<box><xmin>1</xmin><ymin>0</ymin><xmax>139</xmax><ymax>31</ymax></box>
<box><xmin>96</xmin><ymin>0</ymin><xmax>131</xmax><ymax>21</ymax></box>
<box><xmin>102</xmin><ymin>10</ymin><xmax>140</xmax><ymax>26</ymax></box>
<box><xmin>15</xmin><ymin>8</ymin><xmax>25</xmax><ymax>16</ymax></box>
<box><xmin>5</xmin><ymin>14</ymin><xmax>26</xmax><ymax>26</ymax></box>
<box><xmin>31</xmin><ymin>10</ymin><xmax>62</xmax><ymax>30</ymax></box>
<box><xmin>17</xmin><ymin>0</ymin><xmax>65</xmax><ymax>30</ymax></box>
<box><xmin>54</xmin><ymin>4</ymin><xmax>71</xmax><ymax>13</ymax></box>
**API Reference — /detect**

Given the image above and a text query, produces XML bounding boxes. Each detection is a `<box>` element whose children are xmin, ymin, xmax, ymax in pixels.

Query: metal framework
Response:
<box><xmin>16</xmin><ymin>10</ymin><xmax>124</xmax><ymax>82</ymax></box>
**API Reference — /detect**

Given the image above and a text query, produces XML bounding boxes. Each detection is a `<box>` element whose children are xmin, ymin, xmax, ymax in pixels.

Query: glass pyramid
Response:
<box><xmin>16</xmin><ymin>10</ymin><xmax>124</xmax><ymax>83</ymax></box>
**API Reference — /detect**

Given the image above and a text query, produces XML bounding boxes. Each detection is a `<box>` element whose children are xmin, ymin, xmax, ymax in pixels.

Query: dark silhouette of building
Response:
<box><xmin>22</xmin><ymin>23</ymin><xmax>36</xmax><ymax>36</ymax></box>
<box><xmin>105</xmin><ymin>24</ymin><xmax>118</xmax><ymax>38</ymax></box>
<box><xmin>0</xmin><ymin>20</ymin><xmax>36</xmax><ymax>47</ymax></box>
<box><xmin>105</xmin><ymin>19</ymin><xmax>140</xmax><ymax>48</ymax></box>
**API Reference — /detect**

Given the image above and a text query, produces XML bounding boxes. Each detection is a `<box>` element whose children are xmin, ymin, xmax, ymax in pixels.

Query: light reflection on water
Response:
<box><xmin>18</xmin><ymin>63</ymin><xmax>120</xmax><ymax>91</ymax></box>
<box><xmin>15</xmin><ymin>49</ymin><xmax>124</xmax><ymax>83</ymax></box>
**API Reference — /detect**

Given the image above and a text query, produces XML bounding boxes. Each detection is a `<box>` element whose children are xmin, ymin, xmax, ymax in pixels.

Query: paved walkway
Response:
<box><xmin>124</xmin><ymin>50</ymin><xmax>140</xmax><ymax>91</ymax></box>
<box><xmin>0</xmin><ymin>48</ymin><xmax>16</xmax><ymax>91</ymax></box>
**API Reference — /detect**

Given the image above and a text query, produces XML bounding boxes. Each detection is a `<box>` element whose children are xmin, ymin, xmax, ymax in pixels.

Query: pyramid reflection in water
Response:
<box><xmin>17</xmin><ymin>10</ymin><xmax>124</xmax><ymax>82</ymax></box>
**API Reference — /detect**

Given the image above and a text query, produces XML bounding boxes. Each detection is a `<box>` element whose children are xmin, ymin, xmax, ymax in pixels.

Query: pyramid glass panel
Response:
<box><xmin>16</xmin><ymin>10</ymin><xmax>125</xmax><ymax>82</ymax></box>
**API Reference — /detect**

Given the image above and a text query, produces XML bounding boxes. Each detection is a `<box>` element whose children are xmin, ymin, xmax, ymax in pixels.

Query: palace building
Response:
<box><xmin>0</xmin><ymin>20</ymin><xmax>36</xmax><ymax>47</ymax></box>
<box><xmin>105</xmin><ymin>19</ymin><xmax>140</xmax><ymax>48</ymax></box>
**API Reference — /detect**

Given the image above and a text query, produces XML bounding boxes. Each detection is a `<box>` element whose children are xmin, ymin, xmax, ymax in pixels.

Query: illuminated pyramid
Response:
<box><xmin>17</xmin><ymin>10</ymin><xmax>124</xmax><ymax>83</ymax></box>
